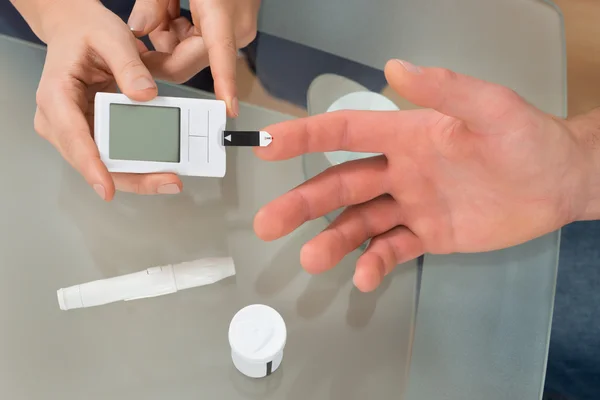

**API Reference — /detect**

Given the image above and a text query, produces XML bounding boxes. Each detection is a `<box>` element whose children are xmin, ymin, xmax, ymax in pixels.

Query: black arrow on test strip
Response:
<box><xmin>223</xmin><ymin>131</ymin><xmax>272</xmax><ymax>147</ymax></box>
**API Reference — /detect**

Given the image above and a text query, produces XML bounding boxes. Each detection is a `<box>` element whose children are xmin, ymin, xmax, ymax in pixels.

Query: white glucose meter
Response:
<box><xmin>94</xmin><ymin>92</ymin><xmax>227</xmax><ymax>177</ymax></box>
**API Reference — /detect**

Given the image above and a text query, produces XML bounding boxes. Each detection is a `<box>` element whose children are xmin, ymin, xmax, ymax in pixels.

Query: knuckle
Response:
<box><xmin>172</xmin><ymin>69</ymin><xmax>193</xmax><ymax>84</ymax></box>
<box><xmin>339</xmin><ymin>114</ymin><xmax>350</xmax><ymax>149</ymax></box>
<box><xmin>333</xmin><ymin>166</ymin><xmax>349</xmax><ymax>206</ymax></box>
<box><xmin>133</xmin><ymin>181</ymin><xmax>143</xmax><ymax>195</ymax></box>
<box><xmin>238</xmin><ymin>31</ymin><xmax>257</xmax><ymax>48</ymax></box>
<box><xmin>171</xmin><ymin>75</ymin><xmax>188</xmax><ymax>85</ymax></box>
<box><xmin>237</xmin><ymin>18</ymin><xmax>257</xmax><ymax>45</ymax></box>
<box><xmin>33</xmin><ymin>111</ymin><xmax>48</xmax><ymax>139</ymax></box>
<box><xmin>495</xmin><ymin>86</ymin><xmax>521</xmax><ymax>103</ymax></box>
<box><xmin>162</xmin><ymin>67</ymin><xmax>193</xmax><ymax>85</ymax></box>
<box><xmin>212</xmin><ymin>35</ymin><xmax>237</xmax><ymax>54</ymax></box>
<box><xmin>386</xmin><ymin>232</ymin><xmax>403</xmax><ymax>263</ymax></box>
<box><xmin>331</xmin><ymin>224</ymin><xmax>352</xmax><ymax>250</ymax></box>
<box><xmin>488</xmin><ymin>86</ymin><xmax>525</xmax><ymax>119</ymax></box>
<box><xmin>173</xmin><ymin>76</ymin><xmax>189</xmax><ymax>85</ymax></box>
<box><xmin>60</xmin><ymin>127</ymin><xmax>89</xmax><ymax>163</ymax></box>
<box><xmin>355</xmin><ymin>204</ymin><xmax>374</xmax><ymax>239</ymax></box>
<box><xmin>59</xmin><ymin>132</ymin><xmax>77</xmax><ymax>159</ymax></box>
<box><xmin>431</xmin><ymin>68</ymin><xmax>459</xmax><ymax>110</ymax></box>
<box><xmin>119</xmin><ymin>58</ymin><xmax>147</xmax><ymax>78</ymax></box>
<box><xmin>132</xmin><ymin>176</ymin><xmax>158</xmax><ymax>195</ymax></box>
<box><xmin>436</xmin><ymin>68</ymin><xmax>459</xmax><ymax>84</ymax></box>
<box><xmin>35</xmin><ymin>86</ymin><xmax>49</xmax><ymax>110</ymax></box>
<box><xmin>292</xmin><ymin>189</ymin><xmax>313</xmax><ymax>222</ymax></box>
<box><xmin>225</xmin><ymin>36</ymin><xmax>238</xmax><ymax>53</ymax></box>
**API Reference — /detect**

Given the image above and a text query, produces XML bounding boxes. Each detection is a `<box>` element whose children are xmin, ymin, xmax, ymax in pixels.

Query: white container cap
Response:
<box><xmin>228</xmin><ymin>304</ymin><xmax>287</xmax><ymax>378</ymax></box>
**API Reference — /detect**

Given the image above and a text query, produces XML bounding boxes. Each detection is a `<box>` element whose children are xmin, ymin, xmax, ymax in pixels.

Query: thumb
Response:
<box><xmin>128</xmin><ymin>0</ymin><xmax>170</xmax><ymax>36</ymax></box>
<box><xmin>384</xmin><ymin>59</ymin><xmax>528</xmax><ymax>134</ymax></box>
<box><xmin>94</xmin><ymin>31</ymin><xmax>158</xmax><ymax>101</ymax></box>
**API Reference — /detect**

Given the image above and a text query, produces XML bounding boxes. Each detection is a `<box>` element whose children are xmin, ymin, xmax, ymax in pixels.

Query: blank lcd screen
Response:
<box><xmin>109</xmin><ymin>104</ymin><xmax>180</xmax><ymax>163</ymax></box>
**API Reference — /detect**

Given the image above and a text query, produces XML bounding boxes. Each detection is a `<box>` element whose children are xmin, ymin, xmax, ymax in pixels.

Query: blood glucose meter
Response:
<box><xmin>94</xmin><ymin>92</ymin><xmax>228</xmax><ymax>177</ymax></box>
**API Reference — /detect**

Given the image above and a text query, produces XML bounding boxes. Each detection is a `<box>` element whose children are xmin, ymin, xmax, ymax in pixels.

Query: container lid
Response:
<box><xmin>228</xmin><ymin>304</ymin><xmax>287</xmax><ymax>364</ymax></box>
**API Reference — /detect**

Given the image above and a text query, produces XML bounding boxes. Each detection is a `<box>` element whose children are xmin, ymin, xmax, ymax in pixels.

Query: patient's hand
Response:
<box><xmin>253</xmin><ymin>60</ymin><xmax>593</xmax><ymax>292</ymax></box>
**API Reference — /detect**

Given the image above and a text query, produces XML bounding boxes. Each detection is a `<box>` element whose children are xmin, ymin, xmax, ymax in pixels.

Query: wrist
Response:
<box><xmin>565</xmin><ymin>110</ymin><xmax>600</xmax><ymax>221</ymax></box>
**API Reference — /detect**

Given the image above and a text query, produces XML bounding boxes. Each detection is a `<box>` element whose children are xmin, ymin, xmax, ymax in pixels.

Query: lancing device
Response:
<box><xmin>223</xmin><ymin>130</ymin><xmax>272</xmax><ymax>147</ymax></box>
<box><xmin>57</xmin><ymin>257</ymin><xmax>235</xmax><ymax>311</ymax></box>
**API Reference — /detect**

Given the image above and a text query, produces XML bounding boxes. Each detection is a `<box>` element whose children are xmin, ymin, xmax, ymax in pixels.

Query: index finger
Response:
<box><xmin>193</xmin><ymin>0</ymin><xmax>238</xmax><ymax>116</ymax></box>
<box><xmin>254</xmin><ymin>109</ymin><xmax>432</xmax><ymax>161</ymax></box>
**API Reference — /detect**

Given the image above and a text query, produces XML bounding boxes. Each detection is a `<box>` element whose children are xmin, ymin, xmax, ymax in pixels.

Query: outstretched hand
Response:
<box><xmin>253</xmin><ymin>59</ymin><xmax>593</xmax><ymax>292</ymax></box>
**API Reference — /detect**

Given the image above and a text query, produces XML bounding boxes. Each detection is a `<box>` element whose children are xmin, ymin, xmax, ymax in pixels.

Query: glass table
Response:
<box><xmin>0</xmin><ymin>0</ymin><xmax>564</xmax><ymax>398</ymax></box>
<box><xmin>0</xmin><ymin>35</ymin><xmax>416</xmax><ymax>400</ymax></box>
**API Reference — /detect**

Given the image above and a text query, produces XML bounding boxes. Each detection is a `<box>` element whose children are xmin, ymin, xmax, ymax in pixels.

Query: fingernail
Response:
<box><xmin>132</xmin><ymin>76</ymin><xmax>156</xmax><ymax>91</ymax></box>
<box><xmin>230</xmin><ymin>97</ymin><xmax>239</xmax><ymax>117</ymax></box>
<box><xmin>157</xmin><ymin>183</ymin><xmax>180</xmax><ymax>194</ymax></box>
<box><xmin>93</xmin><ymin>184</ymin><xmax>106</xmax><ymax>200</ymax></box>
<box><xmin>128</xmin><ymin>13</ymin><xmax>147</xmax><ymax>34</ymax></box>
<box><xmin>395</xmin><ymin>59</ymin><xmax>421</xmax><ymax>73</ymax></box>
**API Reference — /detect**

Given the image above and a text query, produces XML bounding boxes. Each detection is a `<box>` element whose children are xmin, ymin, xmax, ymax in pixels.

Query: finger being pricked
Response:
<box><xmin>253</xmin><ymin>155</ymin><xmax>389</xmax><ymax>241</ymax></box>
<box><xmin>253</xmin><ymin>109</ymin><xmax>431</xmax><ymax>161</ymax></box>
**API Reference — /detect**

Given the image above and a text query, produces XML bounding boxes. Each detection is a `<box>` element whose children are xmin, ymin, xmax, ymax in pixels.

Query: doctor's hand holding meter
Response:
<box><xmin>9</xmin><ymin>0</ymin><xmax>259</xmax><ymax>200</ymax></box>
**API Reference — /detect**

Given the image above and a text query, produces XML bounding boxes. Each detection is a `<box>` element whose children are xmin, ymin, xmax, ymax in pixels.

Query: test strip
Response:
<box><xmin>223</xmin><ymin>131</ymin><xmax>272</xmax><ymax>147</ymax></box>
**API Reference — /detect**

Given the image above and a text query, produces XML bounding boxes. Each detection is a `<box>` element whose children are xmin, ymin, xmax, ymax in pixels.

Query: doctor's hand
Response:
<box><xmin>253</xmin><ymin>60</ymin><xmax>595</xmax><ymax>292</ymax></box>
<box><xmin>128</xmin><ymin>0</ymin><xmax>261</xmax><ymax>116</ymax></box>
<box><xmin>34</xmin><ymin>0</ymin><xmax>182</xmax><ymax>200</ymax></box>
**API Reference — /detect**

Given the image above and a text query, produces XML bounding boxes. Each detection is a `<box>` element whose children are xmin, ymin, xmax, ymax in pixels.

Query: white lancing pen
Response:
<box><xmin>57</xmin><ymin>257</ymin><xmax>236</xmax><ymax>311</ymax></box>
